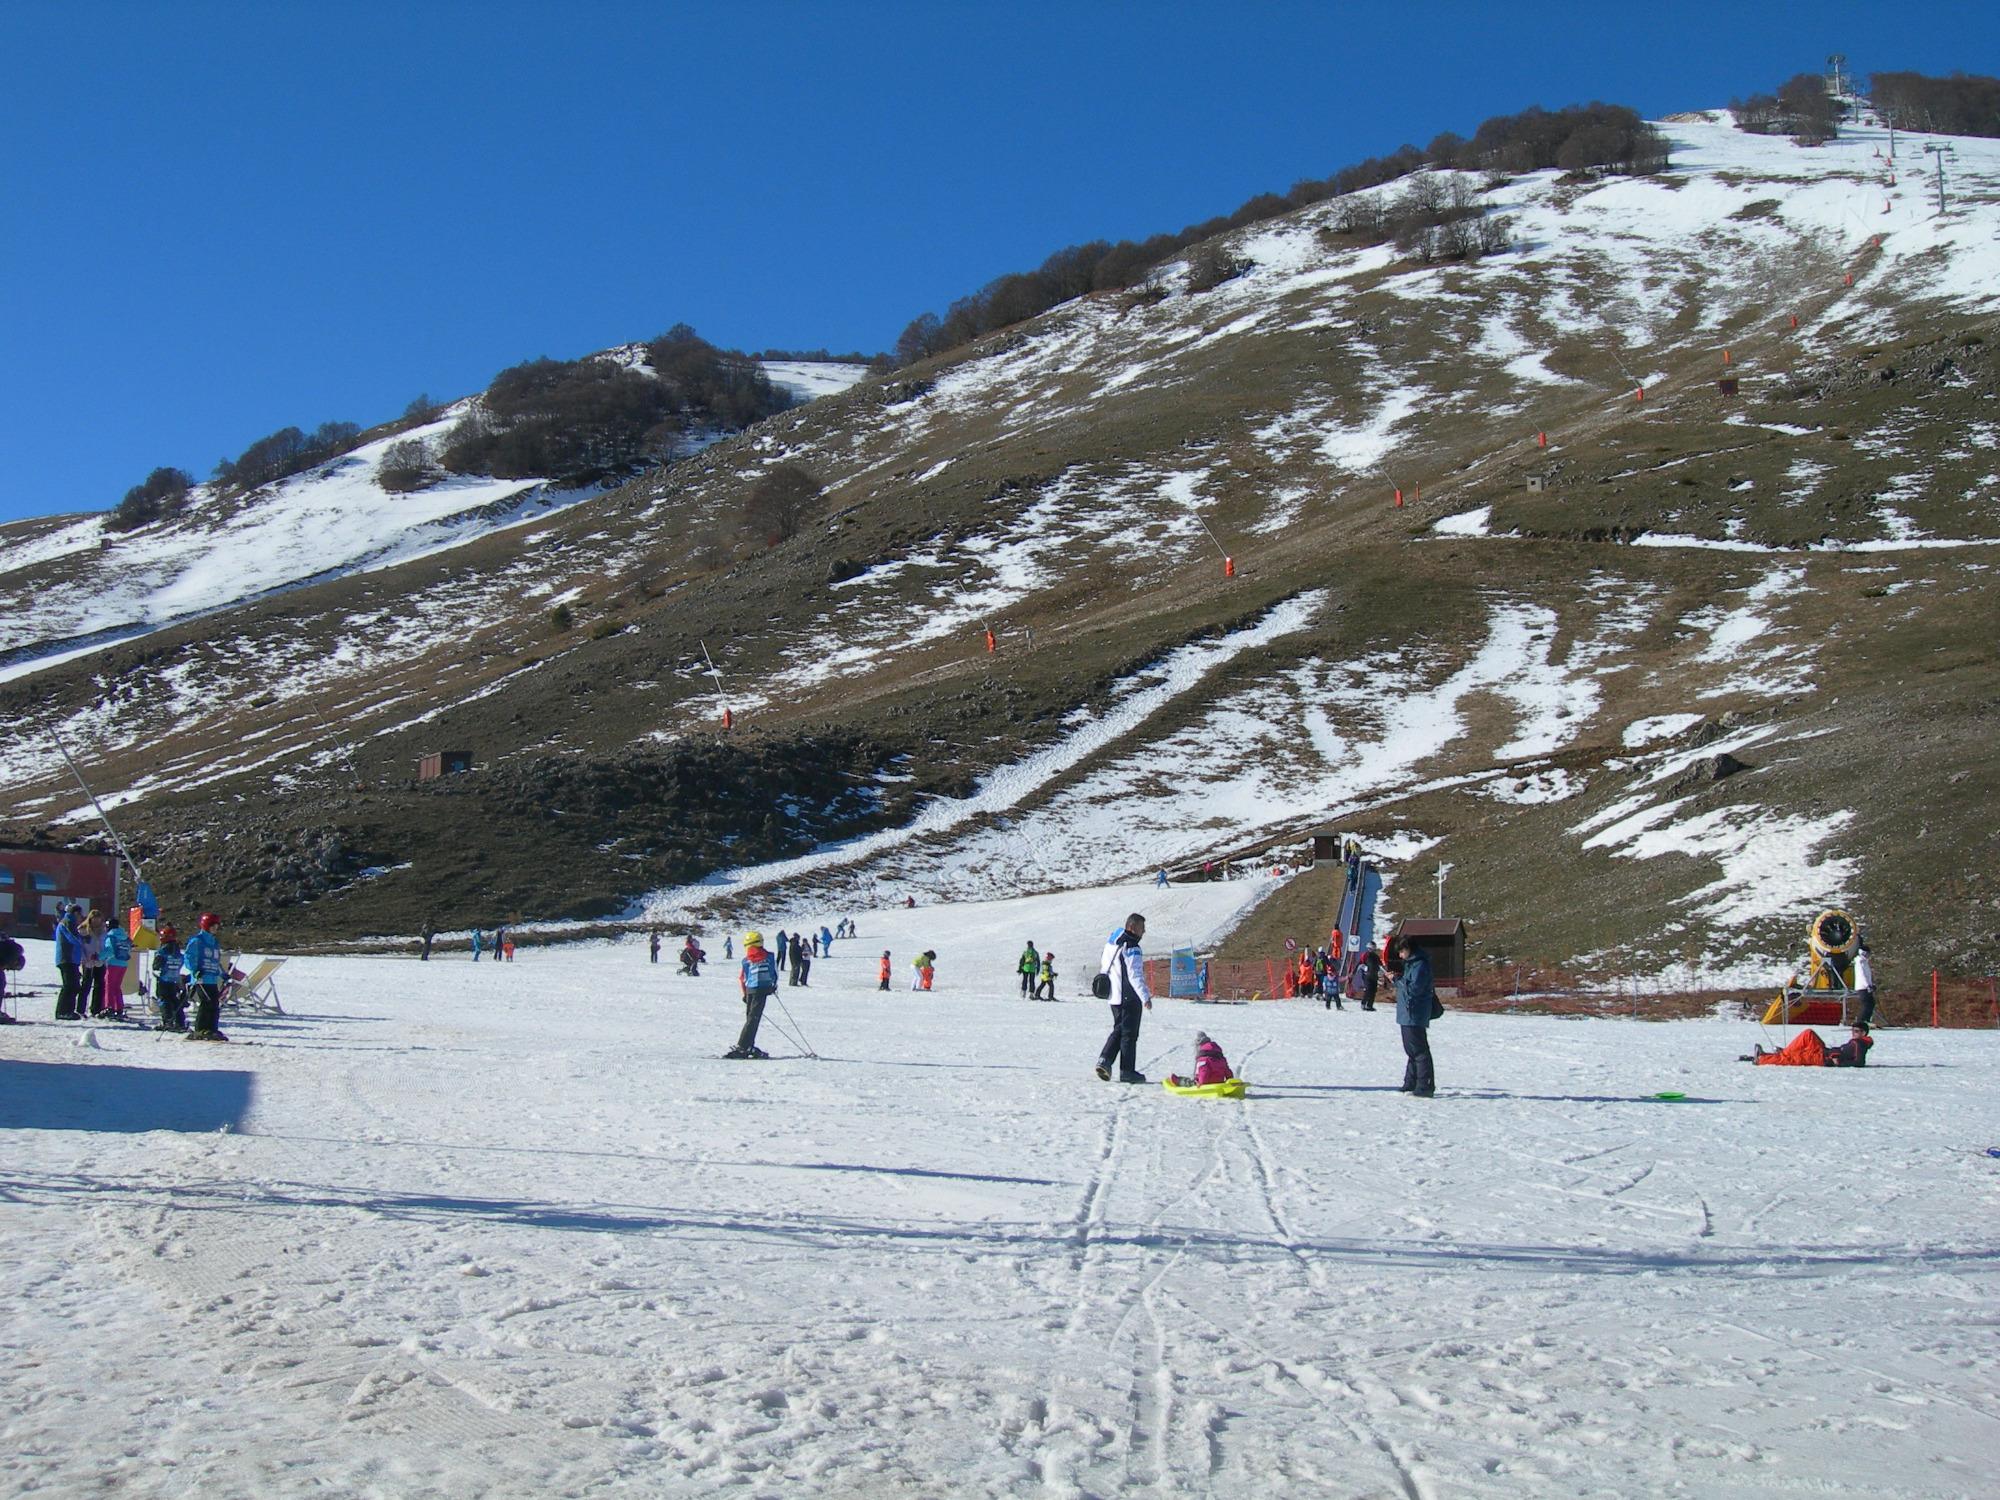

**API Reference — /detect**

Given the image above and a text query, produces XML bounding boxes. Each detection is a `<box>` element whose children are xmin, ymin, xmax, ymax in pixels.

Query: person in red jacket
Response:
<box><xmin>878</xmin><ymin>951</ymin><xmax>892</xmax><ymax>991</ymax></box>
<box><xmin>1745</xmin><ymin>1023</ymin><xmax>1873</xmax><ymax>1067</ymax></box>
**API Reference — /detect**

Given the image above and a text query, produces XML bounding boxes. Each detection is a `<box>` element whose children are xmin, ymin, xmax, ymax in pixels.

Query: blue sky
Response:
<box><xmin>1</xmin><ymin>1</ymin><xmax>1991</xmax><ymax>525</ymax></box>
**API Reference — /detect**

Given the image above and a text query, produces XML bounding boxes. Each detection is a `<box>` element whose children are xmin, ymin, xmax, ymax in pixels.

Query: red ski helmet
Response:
<box><xmin>159</xmin><ymin>923</ymin><xmax>177</xmax><ymax>941</ymax></box>
<box><xmin>199</xmin><ymin>912</ymin><xmax>221</xmax><ymax>931</ymax></box>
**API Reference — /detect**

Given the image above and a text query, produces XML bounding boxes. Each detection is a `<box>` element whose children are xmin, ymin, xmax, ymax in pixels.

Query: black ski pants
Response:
<box><xmin>191</xmin><ymin>980</ymin><xmax>222</xmax><ymax>1035</ymax></box>
<box><xmin>157</xmin><ymin>979</ymin><xmax>187</xmax><ymax>1030</ymax></box>
<box><xmin>737</xmin><ymin>987</ymin><xmax>772</xmax><ymax>1053</ymax></box>
<box><xmin>55</xmin><ymin>961</ymin><xmax>81</xmax><ymax>1019</ymax></box>
<box><xmin>1400</xmin><ymin>1024</ymin><xmax>1435</xmax><ymax>1095</ymax></box>
<box><xmin>1098</xmin><ymin>997</ymin><xmax>1143</xmax><ymax>1076</ymax></box>
<box><xmin>1855</xmin><ymin>988</ymin><xmax>1877</xmax><ymax>1027</ymax></box>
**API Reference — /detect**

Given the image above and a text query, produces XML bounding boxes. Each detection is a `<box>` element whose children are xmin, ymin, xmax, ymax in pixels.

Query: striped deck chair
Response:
<box><xmin>219</xmin><ymin>957</ymin><xmax>286</xmax><ymax>1015</ymax></box>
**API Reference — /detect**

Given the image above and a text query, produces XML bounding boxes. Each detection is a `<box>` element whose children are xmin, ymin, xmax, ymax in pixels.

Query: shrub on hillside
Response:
<box><xmin>213</xmin><ymin>421</ymin><xmax>363</xmax><ymax>493</ymax></box>
<box><xmin>646</xmin><ymin>324</ymin><xmax>790</xmax><ymax>429</ymax></box>
<box><xmin>1871</xmin><ymin>70</ymin><xmax>2000</xmax><ymax>137</ymax></box>
<box><xmin>441</xmin><ymin>330</ymin><xmax>789</xmax><ymax>484</ymax></box>
<box><xmin>108</xmin><ymin>466</ymin><xmax>193</xmax><ymax>530</ymax></box>
<box><xmin>1733</xmin><ymin>75</ymin><xmax>1841</xmax><ymax>144</ymax></box>
<box><xmin>1457</xmin><ymin>102</ymin><xmax>1670</xmax><ymax>174</ymax></box>
<box><xmin>1185</xmin><ymin>243</ymin><xmax>1254</xmax><ymax>294</ymax></box>
<box><xmin>377</xmin><ymin>438</ymin><xmax>437</xmax><ymax>493</ymax></box>
<box><xmin>743</xmin><ymin>461</ymin><xmax>823</xmax><ymax>543</ymax></box>
<box><xmin>1779</xmin><ymin>74</ymin><xmax>1841</xmax><ymax>145</ymax></box>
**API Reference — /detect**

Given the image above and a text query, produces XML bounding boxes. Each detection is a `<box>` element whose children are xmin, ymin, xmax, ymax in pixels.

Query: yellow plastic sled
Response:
<box><xmin>1162</xmin><ymin>1077</ymin><xmax>1247</xmax><ymax>1099</ymax></box>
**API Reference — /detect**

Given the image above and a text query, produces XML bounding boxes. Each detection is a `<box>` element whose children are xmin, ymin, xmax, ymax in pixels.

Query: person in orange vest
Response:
<box><xmin>878</xmin><ymin>950</ymin><xmax>892</xmax><ymax>991</ymax></box>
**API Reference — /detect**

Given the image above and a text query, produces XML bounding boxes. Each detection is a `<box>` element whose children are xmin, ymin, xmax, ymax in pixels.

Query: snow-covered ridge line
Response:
<box><xmin>635</xmin><ymin>590</ymin><xmax>1330</xmax><ymax>922</ymax></box>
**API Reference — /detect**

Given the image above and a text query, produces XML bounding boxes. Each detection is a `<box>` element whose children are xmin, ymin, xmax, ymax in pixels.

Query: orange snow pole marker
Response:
<box><xmin>1844</xmin><ymin>272</ymin><xmax>1854</xmax><ymax>286</ymax></box>
<box><xmin>984</xmin><ymin>627</ymin><xmax>996</xmax><ymax>653</ymax></box>
<box><xmin>722</xmin><ymin>706</ymin><xmax>733</xmax><ymax>731</ymax></box>
<box><xmin>1413</xmin><ymin>482</ymin><xmax>1420</xmax><ymax>504</ymax></box>
<box><xmin>1536</xmin><ymin>431</ymin><xmax>1547</xmax><ymax>449</ymax></box>
<box><xmin>1393</xmin><ymin>488</ymin><xmax>1404</xmax><ymax>508</ymax></box>
<box><xmin>1634</xmin><ymin>386</ymin><xmax>1645</xmax><ymax>403</ymax></box>
<box><xmin>1223</xmin><ymin>556</ymin><xmax>1235</xmax><ymax>578</ymax></box>
<box><xmin>1722</xmin><ymin>349</ymin><xmax>1731</xmax><ymax>366</ymax></box>
<box><xmin>1790</xmin><ymin>314</ymin><xmax>1799</xmax><ymax>330</ymax></box>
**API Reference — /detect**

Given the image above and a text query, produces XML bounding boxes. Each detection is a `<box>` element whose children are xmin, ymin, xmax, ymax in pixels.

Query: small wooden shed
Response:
<box><xmin>417</xmin><ymin>750</ymin><xmax>474</xmax><ymax>781</ymax></box>
<box><xmin>1395</xmin><ymin>918</ymin><xmax>1468</xmax><ymax>981</ymax></box>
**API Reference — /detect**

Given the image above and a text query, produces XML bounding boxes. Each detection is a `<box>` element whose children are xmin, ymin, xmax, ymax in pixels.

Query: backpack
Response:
<box><xmin>0</xmin><ymin>937</ymin><xmax>23</xmax><ymax>972</ymax></box>
<box><xmin>1094</xmin><ymin>938</ymin><xmax>1128</xmax><ymax>1000</ymax></box>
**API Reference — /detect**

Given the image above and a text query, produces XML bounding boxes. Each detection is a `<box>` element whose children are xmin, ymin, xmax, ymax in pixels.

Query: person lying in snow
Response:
<box><xmin>1743</xmin><ymin>1023</ymin><xmax>1873</xmax><ymax>1067</ymax></box>
<box><xmin>1167</xmin><ymin>1032</ymin><xmax>1233</xmax><ymax>1088</ymax></box>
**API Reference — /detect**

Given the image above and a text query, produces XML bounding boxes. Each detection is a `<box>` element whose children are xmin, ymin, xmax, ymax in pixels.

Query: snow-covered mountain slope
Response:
<box><xmin>3</xmin><ymin>111</ymin><xmax>1996</xmax><ymax>981</ymax></box>
<box><xmin>0</xmin><ymin>360</ymin><xmax>869</xmax><ymax>675</ymax></box>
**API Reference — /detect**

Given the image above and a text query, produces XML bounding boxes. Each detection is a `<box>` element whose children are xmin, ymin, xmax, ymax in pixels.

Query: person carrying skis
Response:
<box><xmin>729</xmin><ymin>931</ymin><xmax>778</xmax><ymax>1058</ymax></box>
<box><xmin>1094</xmin><ymin>913</ymin><xmax>1153</xmax><ymax>1083</ymax></box>
<box><xmin>152</xmin><ymin>924</ymin><xmax>188</xmax><ymax>1032</ymax></box>
<box><xmin>1018</xmin><ymin>941</ymin><xmax>1040</xmax><ymax>998</ymax></box>
<box><xmin>184</xmin><ymin>912</ymin><xmax>229</xmax><ymax>1041</ymax></box>
<box><xmin>878</xmin><ymin>950</ymin><xmax>892</xmax><ymax>991</ymax></box>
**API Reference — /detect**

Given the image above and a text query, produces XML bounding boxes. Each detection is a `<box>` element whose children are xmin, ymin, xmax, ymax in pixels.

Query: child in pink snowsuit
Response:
<box><xmin>1171</xmin><ymin>1032</ymin><xmax>1234</xmax><ymax>1087</ymax></box>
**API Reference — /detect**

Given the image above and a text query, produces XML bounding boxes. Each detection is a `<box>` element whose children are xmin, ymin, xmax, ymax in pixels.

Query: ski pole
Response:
<box><xmin>769</xmin><ymin>991</ymin><xmax>820</xmax><ymax>1058</ymax></box>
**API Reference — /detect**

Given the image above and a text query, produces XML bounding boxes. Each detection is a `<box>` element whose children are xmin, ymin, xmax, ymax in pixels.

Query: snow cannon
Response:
<box><xmin>1762</xmin><ymin>908</ymin><xmax>1860</xmax><ymax>1025</ymax></box>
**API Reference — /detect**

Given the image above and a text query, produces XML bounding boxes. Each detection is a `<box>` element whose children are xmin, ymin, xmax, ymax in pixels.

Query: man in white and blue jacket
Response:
<box><xmin>1094</xmin><ymin>912</ymin><xmax>1154</xmax><ymax>1083</ymax></box>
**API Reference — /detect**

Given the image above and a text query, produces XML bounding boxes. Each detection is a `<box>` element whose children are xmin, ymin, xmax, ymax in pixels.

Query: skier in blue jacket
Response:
<box><xmin>53</xmin><ymin>906</ymin><xmax>87</xmax><ymax>1019</ymax></box>
<box><xmin>183</xmin><ymin>912</ymin><xmax>229</xmax><ymax>1041</ymax></box>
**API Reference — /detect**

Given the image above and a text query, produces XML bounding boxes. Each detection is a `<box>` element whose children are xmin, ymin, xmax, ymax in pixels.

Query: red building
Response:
<box><xmin>0</xmin><ymin>847</ymin><xmax>119</xmax><ymax>939</ymax></box>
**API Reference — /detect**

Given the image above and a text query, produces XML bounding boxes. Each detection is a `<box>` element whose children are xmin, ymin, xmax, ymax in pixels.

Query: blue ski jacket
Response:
<box><xmin>184</xmin><ymin>929</ymin><xmax>225</xmax><ymax>984</ymax></box>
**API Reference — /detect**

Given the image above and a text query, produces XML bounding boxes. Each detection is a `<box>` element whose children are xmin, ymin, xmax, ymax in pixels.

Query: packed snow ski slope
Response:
<box><xmin>5</xmin><ymin>881</ymin><xmax>1997</xmax><ymax>1498</ymax></box>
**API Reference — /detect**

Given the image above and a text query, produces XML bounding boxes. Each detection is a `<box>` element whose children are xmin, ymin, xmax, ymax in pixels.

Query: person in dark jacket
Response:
<box><xmin>1392</xmin><ymin>937</ymin><xmax>1438</xmax><ymax>1096</ymax></box>
<box><xmin>1094</xmin><ymin>914</ymin><xmax>1154</xmax><ymax>1083</ymax></box>
<box><xmin>1358</xmin><ymin>946</ymin><xmax>1383</xmax><ymax>1011</ymax></box>
<box><xmin>153</xmin><ymin>924</ymin><xmax>188</xmax><ymax>1032</ymax></box>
